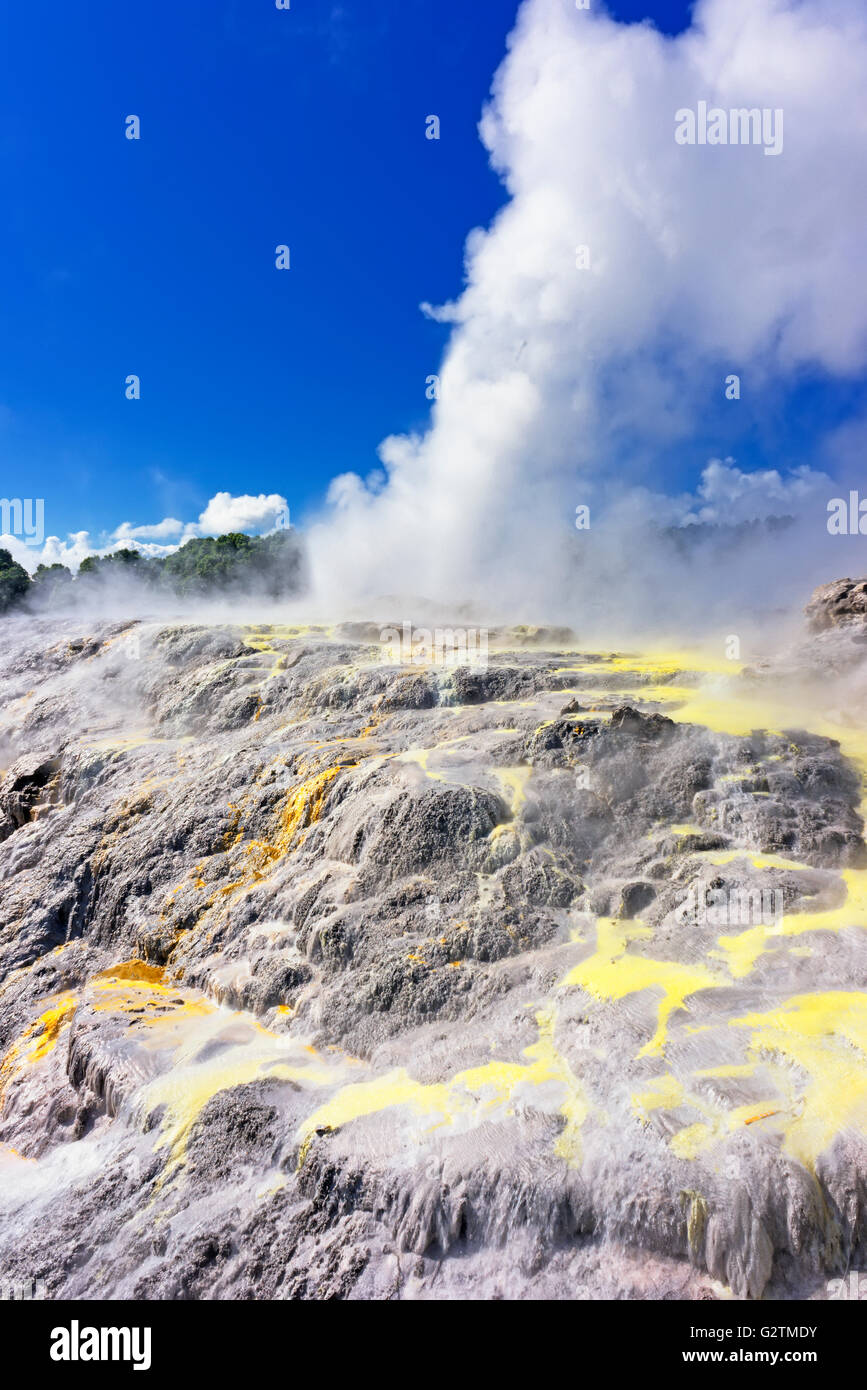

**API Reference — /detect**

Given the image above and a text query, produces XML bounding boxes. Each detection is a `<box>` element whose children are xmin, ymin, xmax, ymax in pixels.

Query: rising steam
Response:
<box><xmin>307</xmin><ymin>0</ymin><xmax>867</xmax><ymax>636</ymax></box>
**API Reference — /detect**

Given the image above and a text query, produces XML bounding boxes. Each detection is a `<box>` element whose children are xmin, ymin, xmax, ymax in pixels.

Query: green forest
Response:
<box><xmin>0</xmin><ymin>531</ymin><xmax>305</xmax><ymax>614</ymax></box>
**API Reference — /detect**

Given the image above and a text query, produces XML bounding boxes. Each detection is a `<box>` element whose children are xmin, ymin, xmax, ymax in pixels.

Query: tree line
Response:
<box><xmin>0</xmin><ymin>530</ymin><xmax>305</xmax><ymax>614</ymax></box>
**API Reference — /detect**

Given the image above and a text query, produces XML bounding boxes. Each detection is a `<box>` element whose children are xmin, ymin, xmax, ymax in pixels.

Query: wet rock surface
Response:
<box><xmin>0</xmin><ymin>615</ymin><xmax>865</xmax><ymax>1300</ymax></box>
<box><xmin>806</xmin><ymin>577</ymin><xmax>867</xmax><ymax>634</ymax></box>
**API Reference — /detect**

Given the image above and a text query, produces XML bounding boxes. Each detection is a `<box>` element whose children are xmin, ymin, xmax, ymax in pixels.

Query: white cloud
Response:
<box><xmin>682</xmin><ymin>459</ymin><xmax>833</xmax><ymax>525</ymax></box>
<box><xmin>197</xmin><ymin>492</ymin><xmax>289</xmax><ymax>536</ymax></box>
<box><xmin>113</xmin><ymin>518</ymin><xmax>185</xmax><ymax>542</ymax></box>
<box><xmin>3</xmin><ymin>492</ymin><xmax>291</xmax><ymax>575</ymax></box>
<box><xmin>0</xmin><ymin>531</ymin><xmax>96</xmax><ymax>574</ymax></box>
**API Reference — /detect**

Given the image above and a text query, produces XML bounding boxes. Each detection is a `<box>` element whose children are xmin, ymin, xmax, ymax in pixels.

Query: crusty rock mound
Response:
<box><xmin>0</xmin><ymin>613</ymin><xmax>866</xmax><ymax>1302</ymax></box>
<box><xmin>806</xmin><ymin>577</ymin><xmax>867</xmax><ymax>633</ymax></box>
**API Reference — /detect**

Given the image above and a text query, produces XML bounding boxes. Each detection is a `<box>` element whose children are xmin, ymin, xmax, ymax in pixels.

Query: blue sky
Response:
<box><xmin>1</xmin><ymin>0</ymin><xmax>863</xmax><ymax>556</ymax></box>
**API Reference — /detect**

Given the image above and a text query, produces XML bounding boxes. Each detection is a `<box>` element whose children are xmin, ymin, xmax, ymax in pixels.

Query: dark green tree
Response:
<box><xmin>2</xmin><ymin>530</ymin><xmax>305</xmax><ymax>617</ymax></box>
<box><xmin>31</xmin><ymin>563</ymin><xmax>74</xmax><ymax>607</ymax></box>
<box><xmin>0</xmin><ymin>548</ymin><xmax>32</xmax><ymax>613</ymax></box>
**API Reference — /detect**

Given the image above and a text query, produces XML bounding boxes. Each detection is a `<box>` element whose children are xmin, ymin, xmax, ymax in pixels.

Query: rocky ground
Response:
<box><xmin>0</xmin><ymin>592</ymin><xmax>866</xmax><ymax>1300</ymax></box>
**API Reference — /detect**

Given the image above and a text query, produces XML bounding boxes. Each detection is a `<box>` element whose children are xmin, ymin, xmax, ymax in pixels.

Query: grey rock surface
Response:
<box><xmin>0</xmin><ymin>614</ymin><xmax>865</xmax><ymax>1301</ymax></box>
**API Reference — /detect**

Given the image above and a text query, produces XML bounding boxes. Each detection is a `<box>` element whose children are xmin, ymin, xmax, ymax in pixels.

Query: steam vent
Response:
<box><xmin>1</xmin><ymin>590</ymin><xmax>866</xmax><ymax>1301</ymax></box>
